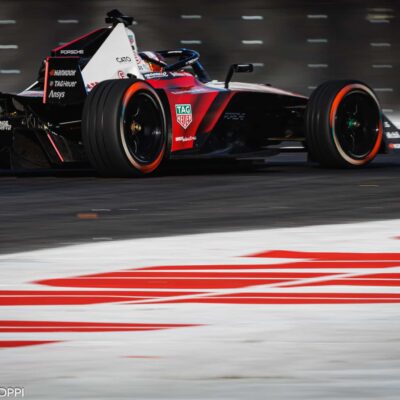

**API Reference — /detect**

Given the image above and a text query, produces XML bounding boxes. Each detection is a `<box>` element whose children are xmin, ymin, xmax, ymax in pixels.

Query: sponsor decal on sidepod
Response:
<box><xmin>175</xmin><ymin>104</ymin><xmax>192</xmax><ymax>129</ymax></box>
<box><xmin>49</xmin><ymin>81</ymin><xmax>77</xmax><ymax>88</ymax></box>
<box><xmin>49</xmin><ymin>69</ymin><xmax>76</xmax><ymax>77</ymax></box>
<box><xmin>48</xmin><ymin>90</ymin><xmax>65</xmax><ymax>99</ymax></box>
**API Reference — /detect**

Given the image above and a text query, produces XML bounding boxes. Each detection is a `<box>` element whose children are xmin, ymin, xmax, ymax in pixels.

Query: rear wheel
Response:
<box><xmin>82</xmin><ymin>80</ymin><xmax>168</xmax><ymax>177</ymax></box>
<box><xmin>305</xmin><ymin>80</ymin><xmax>383</xmax><ymax>168</ymax></box>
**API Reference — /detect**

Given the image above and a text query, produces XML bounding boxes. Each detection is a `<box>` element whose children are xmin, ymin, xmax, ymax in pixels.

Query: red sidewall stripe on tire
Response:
<box><xmin>329</xmin><ymin>84</ymin><xmax>383</xmax><ymax>165</ymax></box>
<box><xmin>120</xmin><ymin>82</ymin><xmax>166</xmax><ymax>174</ymax></box>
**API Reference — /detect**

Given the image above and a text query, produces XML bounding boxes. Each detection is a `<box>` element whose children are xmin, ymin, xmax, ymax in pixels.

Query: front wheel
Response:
<box><xmin>305</xmin><ymin>80</ymin><xmax>383</xmax><ymax>168</ymax></box>
<box><xmin>82</xmin><ymin>80</ymin><xmax>169</xmax><ymax>177</ymax></box>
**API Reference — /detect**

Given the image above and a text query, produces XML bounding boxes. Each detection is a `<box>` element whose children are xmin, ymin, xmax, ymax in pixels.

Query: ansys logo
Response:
<box><xmin>175</xmin><ymin>104</ymin><xmax>192</xmax><ymax>129</ymax></box>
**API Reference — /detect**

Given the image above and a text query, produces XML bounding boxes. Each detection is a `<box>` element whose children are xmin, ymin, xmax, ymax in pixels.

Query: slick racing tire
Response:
<box><xmin>82</xmin><ymin>79</ymin><xmax>169</xmax><ymax>177</ymax></box>
<box><xmin>305</xmin><ymin>80</ymin><xmax>383</xmax><ymax>168</ymax></box>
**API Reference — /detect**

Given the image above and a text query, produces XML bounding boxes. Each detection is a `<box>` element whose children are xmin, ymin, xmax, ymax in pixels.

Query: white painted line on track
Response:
<box><xmin>0</xmin><ymin>20</ymin><xmax>16</xmax><ymax>24</ymax></box>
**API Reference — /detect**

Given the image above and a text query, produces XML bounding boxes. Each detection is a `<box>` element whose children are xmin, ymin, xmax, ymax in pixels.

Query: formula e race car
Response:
<box><xmin>0</xmin><ymin>9</ymin><xmax>399</xmax><ymax>176</ymax></box>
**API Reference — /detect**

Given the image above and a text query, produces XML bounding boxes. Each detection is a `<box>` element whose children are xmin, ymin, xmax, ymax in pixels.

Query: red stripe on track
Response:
<box><xmin>0</xmin><ymin>340</ymin><xmax>59</xmax><ymax>348</ymax></box>
<box><xmin>13</xmin><ymin>249</ymin><xmax>400</xmax><ymax>307</ymax></box>
<box><xmin>38</xmin><ymin>277</ymin><xmax>294</xmax><ymax>289</ymax></box>
<box><xmin>0</xmin><ymin>327</ymin><xmax>183</xmax><ymax>332</ymax></box>
<box><xmin>0</xmin><ymin>290</ymin><xmax>201</xmax><ymax>306</ymax></box>
<box><xmin>168</xmin><ymin>297</ymin><xmax>400</xmax><ymax>304</ymax></box>
<box><xmin>0</xmin><ymin>296</ymin><xmax>153</xmax><ymax>306</ymax></box>
<box><xmin>0</xmin><ymin>320</ymin><xmax>191</xmax><ymax>327</ymax></box>
<box><xmin>214</xmin><ymin>292</ymin><xmax>400</xmax><ymax>299</ymax></box>
<box><xmin>79</xmin><ymin>271</ymin><xmax>334</xmax><ymax>278</ymax></box>
<box><xmin>0</xmin><ymin>320</ymin><xmax>198</xmax><ymax>333</ymax></box>
<box><xmin>138</xmin><ymin>261</ymin><xmax>400</xmax><ymax>270</ymax></box>
<box><xmin>356</xmin><ymin>273</ymin><xmax>400</xmax><ymax>279</ymax></box>
<box><xmin>248</xmin><ymin>250</ymin><xmax>400</xmax><ymax>261</ymax></box>
<box><xmin>0</xmin><ymin>290</ymin><xmax>199</xmax><ymax>296</ymax></box>
<box><xmin>289</xmin><ymin>279</ymin><xmax>400</xmax><ymax>287</ymax></box>
<box><xmin>162</xmin><ymin>292</ymin><xmax>400</xmax><ymax>304</ymax></box>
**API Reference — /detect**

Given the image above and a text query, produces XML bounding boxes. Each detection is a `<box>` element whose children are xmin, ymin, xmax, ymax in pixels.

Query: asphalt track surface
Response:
<box><xmin>1</xmin><ymin>152</ymin><xmax>400</xmax><ymax>255</ymax></box>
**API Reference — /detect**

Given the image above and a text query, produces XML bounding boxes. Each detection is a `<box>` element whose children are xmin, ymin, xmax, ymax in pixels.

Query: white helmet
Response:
<box><xmin>125</xmin><ymin>27</ymin><xmax>152</xmax><ymax>73</ymax></box>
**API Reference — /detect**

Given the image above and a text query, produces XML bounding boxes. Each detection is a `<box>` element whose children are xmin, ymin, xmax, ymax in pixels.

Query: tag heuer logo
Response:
<box><xmin>175</xmin><ymin>104</ymin><xmax>192</xmax><ymax>129</ymax></box>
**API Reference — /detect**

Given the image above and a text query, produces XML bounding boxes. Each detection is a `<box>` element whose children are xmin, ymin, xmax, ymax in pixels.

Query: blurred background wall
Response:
<box><xmin>0</xmin><ymin>0</ymin><xmax>398</xmax><ymax>123</ymax></box>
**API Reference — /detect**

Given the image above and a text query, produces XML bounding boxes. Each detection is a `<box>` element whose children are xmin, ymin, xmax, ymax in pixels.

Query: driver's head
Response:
<box><xmin>124</xmin><ymin>27</ymin><xmax>166</xmax><ymax>73</ymax></box>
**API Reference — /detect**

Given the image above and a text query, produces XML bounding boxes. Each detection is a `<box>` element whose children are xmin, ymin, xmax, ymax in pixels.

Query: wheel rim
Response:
<box><xmin>122</xmin><ymin>91</ymin><xmax>165</xmax><ymax>166</ymax></box>
<box><xmin>331</xmin><ymin>87</ymin><xmax>382</xmax><ymax>163</ymax></box>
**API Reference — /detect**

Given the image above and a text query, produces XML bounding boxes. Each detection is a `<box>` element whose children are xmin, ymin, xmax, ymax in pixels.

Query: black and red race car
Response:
<box><xmin>0</xmin><ymin>9</ymin><xmax>399</xmax><ymax>176</ymax></box>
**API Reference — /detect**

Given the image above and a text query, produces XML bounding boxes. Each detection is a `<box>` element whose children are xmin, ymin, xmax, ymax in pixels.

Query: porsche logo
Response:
<box><xmin>175</xmin><ymin>104</ymin><xmax>192</xmax><ymax>129</ymax></box>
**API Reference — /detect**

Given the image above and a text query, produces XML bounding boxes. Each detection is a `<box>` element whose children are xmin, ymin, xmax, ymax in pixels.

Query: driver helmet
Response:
<box><xmin>125</xmin><ymin>27</ymin><xmax>165</xmax><ymax>73</ymax></box>
<box><xmin>125</xmin><ymin>27</ymin><xmax>151</xmax><ymax>73</ymax></box>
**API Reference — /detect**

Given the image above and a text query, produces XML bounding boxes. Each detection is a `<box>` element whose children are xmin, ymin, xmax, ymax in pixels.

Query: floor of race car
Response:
<box><xmin>1</xmin><ymin>153</ymin><xmax>400</xmax><ymax>399</ymax></box>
